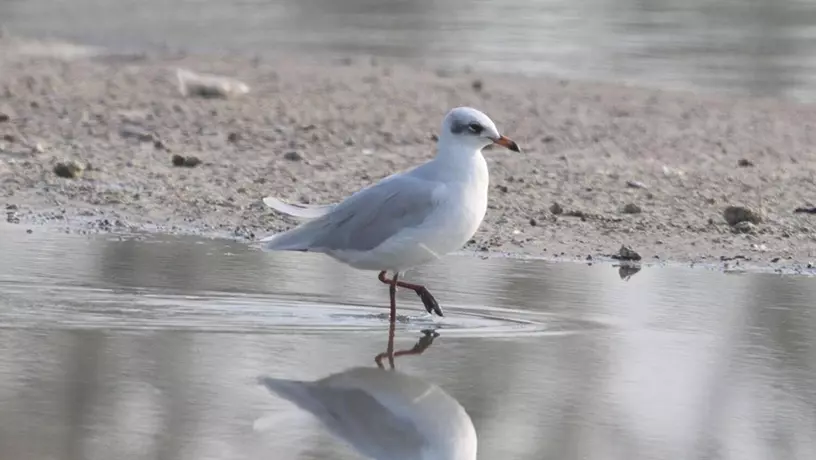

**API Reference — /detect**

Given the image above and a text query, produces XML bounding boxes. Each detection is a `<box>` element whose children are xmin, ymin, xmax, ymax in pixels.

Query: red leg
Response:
<box><xmin>376</xmin><ymin>329</ymin><xmax>439</xmax><ymax>370</ymax></box>
<box><xmin>377</xmin><ymin>271</ymin><xmax>443</xmax><ymax>316</ymax></box>
<box><xmin>375</xmin><ymin>272</ymin><xmax>399</xmax><ymax>369</ymax></box>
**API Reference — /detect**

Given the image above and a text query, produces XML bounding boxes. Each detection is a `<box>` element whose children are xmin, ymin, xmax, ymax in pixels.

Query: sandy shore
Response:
<box><xmin>1</xmin><ymin>37</ymin><xmax>815</xmax><ymax>271</ymax></box>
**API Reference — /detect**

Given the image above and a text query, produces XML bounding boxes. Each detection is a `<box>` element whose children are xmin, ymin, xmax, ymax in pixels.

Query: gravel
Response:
<box><xmin>1</xmin><ymin>37</ymin><xmax>816</xmax><ymax>269</ymax></box>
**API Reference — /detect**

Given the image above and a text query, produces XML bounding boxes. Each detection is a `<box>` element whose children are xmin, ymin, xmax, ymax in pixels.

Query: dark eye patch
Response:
<box><xmin>449</xmin><ymin>120</ymin><xmax>485</xmax><ymax>135</ymax></box>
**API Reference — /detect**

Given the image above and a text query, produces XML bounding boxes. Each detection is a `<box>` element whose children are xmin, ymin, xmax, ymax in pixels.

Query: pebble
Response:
<box><xmin>622</xmin><ymin>203</ymin><xmax>642</xmax><ymax>214</ymax></box>
<box><xmin>549</xmin><ymin>202</ymin><xmax>564</xmax><ymax>215</ymax></box>
<box><xmin>183</xmin><ymin>156</ymin><xmax>202</xmax><ymax>167</ymax></box>
<box><xmin>120</xmin><ymin>125</ymin><xmax>154</xmax><ymax>142</ymax></box>
<box><xmin>794</xmin><ymin>206</ymin><xmax>816</xmax><ymax>214</ymax></box>
<box><xmin>171</xmin><ymin>154</ymin><xmax>201</xmax><ymax>167</ymax></box>
<box><xmin>6</xmin><ymin>210</ymin><xmax>19</xmax><ymax>224</ymax></box>
<box><xmin>732</xmin><ymin>221</ymin><xmax>757</xmax><ymax>234</ymax></box>
<box><xmin>176</xmin><ymin>68</ymin><xmax>250</xmax><ymax>99</ymax></box>
<box><xmin>153</xmin><ymin>139</ymin><xmax>168</xmax><ymax>151</ymax></box>
<box><xmin>284</xmin><ymin>151</ymin><xmax>303</xmax><ymax>161</ymax></box>
<box><xmin>0</xmin><ymin>113</ymin><xmax>9</xmax><ymax>122</ymax></box>
<box><xmin>737</xmin><ymin>158</ymin><xmax>755</xmax><ymax>167</ymax></box>
<box><xmin>227</xmin><ymin>132</ymin><xmax>240</xmax><ymax>143</ymax></box>
<box><xmin>613</xmin><ymin>244</ymin><xmax>642</xmax><ymax>261</ymax></box>
<box><xmin>471</xmin><ymin>79</ymin><xmax>483</xmax><ymax>91</ymax></box>
<box><xmin>529</xmin><ymin>218</ymin><xmax>537</xmax><ymax>226</ymax></box>
<box><xmin>53</xmin><ymin>160</ymin><xmax>84</xmax><ymax>179</ymax></box>
<box><xmin>496</xmin><ymin>184</ymin><xmax>508</xmax><ymax>193</ymax></box>
<box><xmin>723</xmin><ymin>205</ymin><xmax>762</xmax><ymax>226</ymax></box>
<box><xmin>626</xmin><ymin>180</ymin><xmax>647</xmax><ymax>189</ymax></box>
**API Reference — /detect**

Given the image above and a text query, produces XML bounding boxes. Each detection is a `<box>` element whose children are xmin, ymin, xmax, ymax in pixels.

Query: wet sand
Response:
<box><xmin>1</xmin><ymin>37</ymin><xmax>815</xmax><ymax>271</ymax></box>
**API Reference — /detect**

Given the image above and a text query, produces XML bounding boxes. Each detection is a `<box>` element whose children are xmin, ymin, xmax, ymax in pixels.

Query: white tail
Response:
<box><xmin>263</xmin><ymin>196</ymin><xmax>334</xmax><ymax>220</ymax></box>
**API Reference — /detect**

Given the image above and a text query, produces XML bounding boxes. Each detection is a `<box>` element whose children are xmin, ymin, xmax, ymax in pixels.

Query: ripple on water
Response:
<box><xmin>0</xmin><ymin>281</ymin><xmax>606</xmax><ymax>337</ymax></box>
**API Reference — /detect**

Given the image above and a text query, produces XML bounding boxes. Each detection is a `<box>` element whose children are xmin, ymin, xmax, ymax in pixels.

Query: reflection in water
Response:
<box><xmin>2</xmin><ymin>226</ymin><xmax>816</xmax><ymax>458</ymax></box>
<box><xmin>258</xmin><ymin>332</ymin><xmax>476</xmax><ymax>460</ymax></box>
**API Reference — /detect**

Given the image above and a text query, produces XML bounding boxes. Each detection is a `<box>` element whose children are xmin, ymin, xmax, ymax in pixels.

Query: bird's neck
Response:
<box><xmin>433</xmin><ymin>138</ymin><xmax>489</xmax><ymax>186</ymax></box>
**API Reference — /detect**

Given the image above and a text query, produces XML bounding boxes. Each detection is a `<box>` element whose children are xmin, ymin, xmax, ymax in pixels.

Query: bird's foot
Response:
<box><xmin>415</xmin><ymin>287</ymin><xmax>443</xmax><ymax>317</ymax></box>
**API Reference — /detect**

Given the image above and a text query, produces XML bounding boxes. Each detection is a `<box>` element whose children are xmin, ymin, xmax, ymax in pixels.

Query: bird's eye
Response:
<box><xmin>467</xmin><ymin>123</ymin><xmax>484</xmax><ymax>134</ymax></box>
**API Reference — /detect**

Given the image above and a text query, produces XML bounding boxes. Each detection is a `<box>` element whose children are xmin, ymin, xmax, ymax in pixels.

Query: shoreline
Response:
<box><xmin>1</xmin><ymin>37</ymin><xmax>815</xmax><ymax>273</ymax></box>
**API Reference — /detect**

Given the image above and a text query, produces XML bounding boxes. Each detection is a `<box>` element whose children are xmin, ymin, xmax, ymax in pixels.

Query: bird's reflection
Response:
<box><xmin>257</xmin><ymin>330</ymin><xmax>477</xmax><ymax>460</ymax></box>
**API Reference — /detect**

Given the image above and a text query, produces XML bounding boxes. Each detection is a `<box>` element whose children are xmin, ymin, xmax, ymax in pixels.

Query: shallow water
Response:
<box><xmin>4</xmin><ymin>0</ymin><xmax>816</xmax><ymax>100</ymax></box>
<box><xmin>2</xmin><ymin>223</ymin><xmax>816</xmax><ymax>459</ymax></box>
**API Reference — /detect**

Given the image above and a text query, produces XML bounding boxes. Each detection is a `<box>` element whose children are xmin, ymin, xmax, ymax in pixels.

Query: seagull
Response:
<box><xmin>258</xmin><ymin>366</ymin><xmax>477</xmax><ymax>460</ymax></box>
<box><xmin>260</xmin><ymin>107</ymin><xmax>520</xmax><ymax>321</ymax></box>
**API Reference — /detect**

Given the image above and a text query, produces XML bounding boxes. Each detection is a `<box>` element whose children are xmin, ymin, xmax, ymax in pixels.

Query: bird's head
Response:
<box><xmin>440</xmin><ymin>107</ymin><xmax>521</xmax><ymax>153</ymax></box>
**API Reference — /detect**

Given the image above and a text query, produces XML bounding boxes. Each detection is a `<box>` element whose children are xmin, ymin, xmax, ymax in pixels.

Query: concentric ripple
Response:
<box><xmin>0</xmin><ymin>281</ymin><xmax>605</xmax><ymax>337</ymax></box>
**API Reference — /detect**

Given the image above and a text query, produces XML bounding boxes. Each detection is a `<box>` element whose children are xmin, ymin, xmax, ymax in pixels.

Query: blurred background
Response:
<box><xmin>3</xmin><ymin>0</ymin><xmax>816</xmax><ymax>100</ymax></box>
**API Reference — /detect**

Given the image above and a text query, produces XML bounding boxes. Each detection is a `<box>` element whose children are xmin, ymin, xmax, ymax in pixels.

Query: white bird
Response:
<box><xmin>258</xmin><ymin>366</ymin><xmax>478</xmax><ymax>460</ymax></box>
<box><xmin>260</xmin><ymin>107</ymin><xmax>521</xmax><ymax>319</ymax></box>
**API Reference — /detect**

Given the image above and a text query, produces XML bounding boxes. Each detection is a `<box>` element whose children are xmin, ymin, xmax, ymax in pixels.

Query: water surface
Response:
<box><xmin>3</xmin><ymin>0</ymin><xmax>816</xmax><ymax>100</ymax></box>
<box><xmin>1</xmin><ymin>223</ymin><xmax>816</xmax><ymax>459</ymax></box>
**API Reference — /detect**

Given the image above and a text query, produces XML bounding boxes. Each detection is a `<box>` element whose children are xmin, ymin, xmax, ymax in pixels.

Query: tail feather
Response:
<box><xmin>259</xmin><ymin>225</ymin><xmax>314</xmax><ymax>251</ymax></box>
<box><xmin>263</xmin><ymin>196</ymin><xmax>334</xmax><ymax>220</ymax></box>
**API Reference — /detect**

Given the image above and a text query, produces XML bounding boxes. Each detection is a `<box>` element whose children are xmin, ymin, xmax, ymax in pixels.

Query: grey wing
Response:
<box><xmin>307</xmin><ymin>174</ymin><xmax>441</xmax><ymax>252</ymax></box>
<box><xmin>259</xmin><ymin>377</ymin><xmax>426</xmax><ymax>459</ymax></box>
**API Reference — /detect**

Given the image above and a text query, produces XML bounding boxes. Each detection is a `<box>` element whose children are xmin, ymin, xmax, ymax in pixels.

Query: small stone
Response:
<box><xmin>120</xmin><ymin>125</ymin><xmax>154</xmax><ymax>142</ymax></box>
<box><xmin>284</xmin><ymin>151</ymin><xmax>303</xmax><ymax>161</ymax></box>
<box><xmin>5</xmin><ymin>204</ymin><xmax>18</xmax><ymax>210</ymax></box>
<box><xmin>614</xmin><ymin>245</ymin><xmax>642</xmax><ymax>261</ymax></box>
<box><xmin>227</xmin><ymin>132</ymin><xmax>240</xmax><ymax>143</ymax></box>
<box><xmin>53</xmin><ymin>160</ymin><xmax>84</xmax><ymax>179</ymax></box>
<box><xmin>26</xmin><ymin>229</ymin><xmax>32</xmax><ymax>234</ymax></box>
<box><xmin>550</xmin><ymin>202</ymin><xmax>564</xmax><ymax>215</ymax></box>
<box><xmin>622</xmin><ymin>203</ymin><xmax>642</xmax><ymax>214</ymax></box>
<box><xmin>153</xmin><ymin>139</ymin><xmax>168</xmax><ymax>151</ymax></box>
<box><xmin>724</xmin><ymin>206</ymin><xmax>762</xmax><ymax>226</ymax></box>
<box><xmin>737</xmin><ymin>159</ymin><xmax>754</xmax><ymax>167</ymax></box>
<box><xmin>529</xmin><ymin>218</ymin><xmax>537</xmax><ymax>226</ymax></box>
<box><xmin>0</xmin><ymin>113</ymin><xmax>9</xmax><ymax>122</ymax></box>
<box><xmin>794</xmin><ymin>206</ymin><xmax>816</xmax><ymax>214</ymax></box>
<box><xmin>807</xmin><ymin>262</ymin><xmax>814</xmax><ymax>269</ymax></box>
<box><xmin>2</xmin><ymin>134</ymin><xmax>15</xmax><ymax>142</ymax></box>
<box><xmin>626</xmin><ymin>180</ymin><xmax>647</xmax><ymax>189</ymax></box>
<box><xmin>183</xmin><ymin>156</ymin><xmax>201</xmax><ymax>167</ymax></box>
<box><xmin>732</xmin><ymin>221</ymin><xmax>757</xmax><ymax>234</ymax></box>
<box><xmin>542</xmin><ymin>135</ymin><xmax>556</xmax><ymax>143</ymax></box>
<box><xmin>176</xmin><ymin>68</ymin><xmax>250</xmax><ymax>99</ymax></box>
<box><xmin>496</xmin><ymin>185</ymin><xmax>508</xmax><ymax>193</ymax></box>
<box><xmin>771</xmin><ymin>257</ymin><xmax>781</xmax><ymax>263</ymax></box>
<box><xmin>171</xmin><ymin>154</ymin><xmax>186</xmax><ymax>166</ymax></box>
<box><xmin>471</xmin><ymin>79</ymin><xmax>483</xmax><ymax>91</ymax></box>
